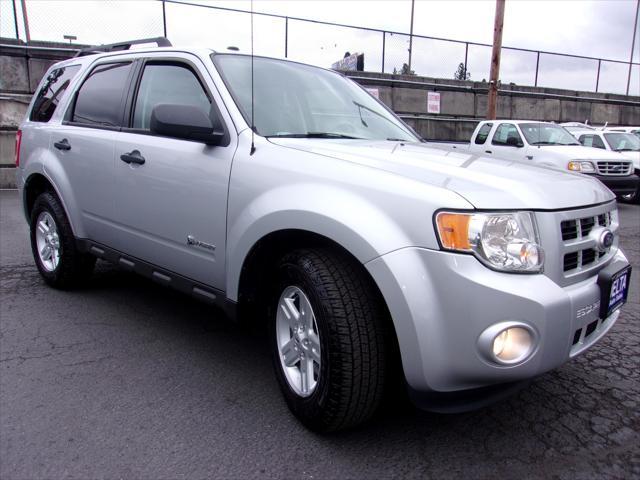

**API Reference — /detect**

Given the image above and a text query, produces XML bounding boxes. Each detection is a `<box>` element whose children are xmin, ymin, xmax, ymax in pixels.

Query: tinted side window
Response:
<box><xmin>474</xmin><ymin>123</ymin><xmax>493</xmax><ymax>144</ymax></box>
<box><xmin>30</xmin><ymin>65</ymin><xmax>80</xmax><ymax>122</ymax></box>
<box><xmin>133</xmin><ymin>63</ymin><xmax>211</xmax><ymax>130</ymax></box>
<box><xmin>580</xmin><ymin>135</ymin><xmax>605</xmax><ymax>149</ymax></box>
<box><xmin>592</xmin><ymin>135</ymin><xmax>605</xmax><ymax>149</ymax></box>
<box><xmin>72</xmin><ymin>62</ymin><xmax>132</xmax><ymax>127</ymax></box>
<box><xmin>492</xmin><ymin>123</ymin><xmax>522</xmax><ymax>146</ymax></box>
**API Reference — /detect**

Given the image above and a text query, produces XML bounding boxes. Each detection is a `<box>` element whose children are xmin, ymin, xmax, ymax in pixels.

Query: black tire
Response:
<box><xmin>29</xmin><ymin>191</ymin><xmax>95</xmax><ymax>289</ymax></box>
<box><xmin>619</xmin><ymin>186</ymin><xmax>640</xmax><ymax>204</ymax></box>
<box><xmin>270</xmin><ymin>248</ymin><xmax>388</xmax><ymax>432</ymax></box>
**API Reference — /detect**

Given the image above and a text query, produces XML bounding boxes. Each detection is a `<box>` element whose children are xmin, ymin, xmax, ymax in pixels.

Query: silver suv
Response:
<box><xmin>16</xmin><ymin>39</ymin><xmax>632</xmax><ymax>432</ymax></box>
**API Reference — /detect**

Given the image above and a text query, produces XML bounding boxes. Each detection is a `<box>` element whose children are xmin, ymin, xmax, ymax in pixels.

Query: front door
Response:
<box><xmin>488</xmin><ymin>122</ymin><xmax>528</xmax><ymax>162</ymax></box>
<box><xmin>109</xmin><ymin>57</ymin><xmax>236</xmax><ymax>290</ymax></box>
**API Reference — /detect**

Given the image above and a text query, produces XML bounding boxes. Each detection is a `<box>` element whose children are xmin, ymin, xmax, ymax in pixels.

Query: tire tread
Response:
<box><xmin>277</xmin><ymin>247</ymin><xmax>388</xmax><ymax>431</ymax></box>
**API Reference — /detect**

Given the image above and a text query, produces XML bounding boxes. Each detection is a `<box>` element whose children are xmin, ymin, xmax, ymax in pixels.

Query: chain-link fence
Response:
<box><xmin>1</xmin><ymin>0</ymin><xmax>638</xmax><ymax>95</ymax></box>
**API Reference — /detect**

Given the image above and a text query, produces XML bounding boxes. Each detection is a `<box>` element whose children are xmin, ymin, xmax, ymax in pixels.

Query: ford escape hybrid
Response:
<box><xmin>16</xmin><ymin>39</ymin><xmax>632</xmax><ymax>432</ymax></box>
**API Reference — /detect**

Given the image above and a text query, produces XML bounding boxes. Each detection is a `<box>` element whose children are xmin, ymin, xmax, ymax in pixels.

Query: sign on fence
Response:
<box><xmin>427</xmin><ymin>91</ymin><xmax>441</xmax><ymax>114</ymax></box>
<box><xmin>332</xmin><ymin>53</ymin><xmax>364</xmax><ymax>71</ymax></box>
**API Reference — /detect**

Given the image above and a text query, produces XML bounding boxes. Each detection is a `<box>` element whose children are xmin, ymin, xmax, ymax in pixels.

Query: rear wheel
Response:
<box><xmin>30</xmin><ymin>191</ymin><xmax>95</xmax><ymax>289</ymax></box>
<box><xmin>270</xmin><ymin>248</ymin><xmax>388</xmax><ymax>432</ymax></box>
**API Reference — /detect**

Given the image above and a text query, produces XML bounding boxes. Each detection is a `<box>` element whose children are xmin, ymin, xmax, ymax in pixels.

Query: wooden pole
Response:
<box><xmin>487</xmin><ymin>0</ymin><xmax>505</xmax><ymax>119</ymax></box>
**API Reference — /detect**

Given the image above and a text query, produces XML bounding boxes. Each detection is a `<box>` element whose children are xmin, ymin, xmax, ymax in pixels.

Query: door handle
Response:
<box><xmin>54</xmin><ymin>139</ymin><xmax>71</xmax><ymax>151</ymax></box>
<box><xmin>120</xmin><ymin>150</ymin><xmax>145</xmax><ymax>165</ymax></box>
<box><xmin>526</xmin><ymin>155</ymin><xmax>534</xmax><ymax>160</ymax></box>
<box><xmin>485</xmin><ymin>150</ymin><xmax>492</xmax><ymax>154</ymax></box>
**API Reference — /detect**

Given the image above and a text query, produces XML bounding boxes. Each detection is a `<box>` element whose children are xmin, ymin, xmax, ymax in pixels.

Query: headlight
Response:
<box><xmin>568</xmin><ymin>160</ymin><xmax>596</xmax><ymax>173</ymax></box>
<box><xmin>435</xmin><ymin>211</ymin><xmax>544</xmax><ymax>273</ymax></box>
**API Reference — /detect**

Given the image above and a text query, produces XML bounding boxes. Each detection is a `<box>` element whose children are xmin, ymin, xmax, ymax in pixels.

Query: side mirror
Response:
<box><xmin>506</xmin><ymin>136</ymin><xmax>523</xmax><ymax>147</ymax></box>
<box><xmin>150</xmin><ymin>104</ymin><xmax>224</xmax><ymax>145</ymax></box>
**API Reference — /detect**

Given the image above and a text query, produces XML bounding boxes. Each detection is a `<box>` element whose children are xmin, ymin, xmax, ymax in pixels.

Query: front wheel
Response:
<box><xmin>619</xmin><ymin>185</ymin><xmax>640</xmax><ymax>204</ymax></box>
<box><xmin>270</xmin><ymin>248</ymin><xmax>388</xmax><ymax>432</ymax></box>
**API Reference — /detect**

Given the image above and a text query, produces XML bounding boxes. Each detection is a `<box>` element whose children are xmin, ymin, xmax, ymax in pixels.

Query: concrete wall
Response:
<box><xmin>0</xmin><ymin>39</ymin><xmax>81</xmax><ymax>187</ymax></box>
<box><xmin>345</xmin><ymin>71</ymin><xmax>640</xmax><ymax>141</ymax></box>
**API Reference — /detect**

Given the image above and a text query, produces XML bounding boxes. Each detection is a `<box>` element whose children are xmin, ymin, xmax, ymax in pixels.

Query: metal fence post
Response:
<box><xmin>595</xmin><ymin>59</ymin><xmax>601</xmax><ymax>93</ymax></box>
<box><xmin>408</xmin><ymin>0</ymin><xmax>415</xmax><ymax>72</ymax></box>
<box><xmin>464</xmin><ymin>42</ymin><xmax>468</xmax><ymax>77</ymax></box>
<box><xmin>626</xmin><ymin>0</ymin><xmax>639</xmax><ymax>95</ymax></box>
<box><xmin>11</xmin><ymin>0</ymin><xmax>20</xmax><ymax>39</ymax></box>
<box><xmin>285</xmin><ymin>17</ymin><xmax>288</xmax><ymax>58</ymax></box>
<box><xmin>162</xmin><ymin>0</ymin><xmax>167</xmax><ymax>38</ymax></box>
<box><xmin>20</xmin><ymin>0</ymin><xmax>30</xmax><ymax>42</ymax></box>
<box><xmin>381</xmin><ymin>31</ymin><xmax>385</xmax><ymax>73</ymax></box>
<box><xmin>534</xmin><ymin>51</ymin><xmax>540</xmax><ymax>86</ymax></box>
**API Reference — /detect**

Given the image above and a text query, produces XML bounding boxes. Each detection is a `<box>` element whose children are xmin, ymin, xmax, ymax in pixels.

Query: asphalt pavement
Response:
<box><xmin>1</xmin><ymin>189</ymin><xmax>639</xmax><ymax>479</ymax></box>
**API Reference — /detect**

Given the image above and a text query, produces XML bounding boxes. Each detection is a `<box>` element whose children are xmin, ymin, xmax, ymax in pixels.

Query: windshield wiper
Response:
<box><xmin>615</xmin><ymin>148</ymin><xmax>639</xmax><ymax>152</ymax></box>
<box><xmin>267</xmin><ymin>132</ymin><xmax>365</xmax><ymax>139</ymax></box>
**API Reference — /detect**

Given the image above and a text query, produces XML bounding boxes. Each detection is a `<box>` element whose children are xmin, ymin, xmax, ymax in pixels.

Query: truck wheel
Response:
<box><xmin>271</xmin><ymin>248</ymin><xmax>387</xmax><ymax>432</ymax></box>
<box><xmin>30</xmin><ymin>191</ymin><xmax>95</xmax><ymax>289</ymax></box>
<box><xmin>619</xmin><ymin>186</ymin><xmax>640</xmax><ymax>204</ymax></box>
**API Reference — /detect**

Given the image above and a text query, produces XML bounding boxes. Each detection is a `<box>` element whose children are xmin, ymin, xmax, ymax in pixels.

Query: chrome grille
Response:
<box><xmin>596</xmin><ymin>161</ymin><xmax>632</xmax><ymax>175</ymax></box>
<box><xmin>560</xmin><ymin>211</ymin><xmax>613</xmax><ymax>273</ymax></box>
<box><xmin>536</xmin><ymin>202</ymin><xmax>618</xmax><ymax>287</ymax></box>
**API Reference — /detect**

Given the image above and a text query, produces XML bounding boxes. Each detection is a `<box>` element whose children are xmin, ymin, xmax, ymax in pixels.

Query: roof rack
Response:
<box><xmin>74</xmin><ymin>37</ymin><xmax>172</xmax><ymax>57</ymax></box>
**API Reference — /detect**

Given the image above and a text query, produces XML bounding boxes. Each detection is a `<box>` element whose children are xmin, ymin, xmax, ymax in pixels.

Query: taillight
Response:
<box><xmin>14</xmin><ymin>130</ymin><xmax>22</xmax><ymax>167</ymax></box>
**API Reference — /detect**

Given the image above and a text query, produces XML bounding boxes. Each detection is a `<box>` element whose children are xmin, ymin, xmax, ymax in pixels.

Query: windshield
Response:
<box><xmin>604</xmin><ymin>132</ymin><xmax>640</xmax><ymax>151</ymax></box>
<box><xmin>520</xmin><ymin>123</ymin><xmax>580</xmax><ymax>146</ymax></box>
<box><xmin>213</xmin><ymin>54</ymin><xmax>418</xmax><ymax>141</ymax></box>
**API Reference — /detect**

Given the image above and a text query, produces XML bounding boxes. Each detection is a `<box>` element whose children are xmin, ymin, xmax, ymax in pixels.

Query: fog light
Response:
<box><xmin>492</xmin><ymin>327</ymin><xmax>532</xmax><ymax>363</ymax></box>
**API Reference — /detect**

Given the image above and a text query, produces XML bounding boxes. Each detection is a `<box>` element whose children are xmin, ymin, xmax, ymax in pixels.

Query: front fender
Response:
<box><xmin>225</xmin><ymin>183</ymin><xmax>412</xmax><ymax>301</ymax></box>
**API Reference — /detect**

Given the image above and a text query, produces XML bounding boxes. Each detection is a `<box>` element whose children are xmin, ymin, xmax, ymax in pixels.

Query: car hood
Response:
<box><xmin>269</xmin><ymin>139</ymin><xmax>615</xmax><ymax>209</ymax></box>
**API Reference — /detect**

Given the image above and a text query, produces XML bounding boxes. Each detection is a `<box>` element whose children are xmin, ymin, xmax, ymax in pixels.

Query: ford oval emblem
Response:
<box><xmin>599</xmin><ymin>229</ymin><xmax>614</xmax><ymax>251</ymax></box>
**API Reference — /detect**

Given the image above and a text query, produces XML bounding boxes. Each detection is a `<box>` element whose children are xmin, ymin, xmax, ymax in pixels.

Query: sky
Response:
<box><xmin>1</xmin><ymin>0</ymin><xmax>639</xmax><ymax>95</ymax></box>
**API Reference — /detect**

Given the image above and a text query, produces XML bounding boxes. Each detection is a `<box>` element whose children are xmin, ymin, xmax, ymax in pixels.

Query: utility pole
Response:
<box><xmin>408</xmin><ymin>0</ymin><xmax>415</xmax><ymax>72</ymax></box>
<box><xmin>626</xmin><ymin>0</ymin><xmax>639</xmax><ymax>96</ymax></box>
<box><xmin>487</xmin><ymin>0</ymin><xmax>505</xmax><ymax>119</ymax></box>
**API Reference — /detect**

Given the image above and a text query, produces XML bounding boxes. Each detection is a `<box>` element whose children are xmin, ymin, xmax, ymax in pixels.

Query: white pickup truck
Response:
<box><xmin>432</xmin><ymin>120</ymin><xmax>639</xmax><ymax>199</ymax></box>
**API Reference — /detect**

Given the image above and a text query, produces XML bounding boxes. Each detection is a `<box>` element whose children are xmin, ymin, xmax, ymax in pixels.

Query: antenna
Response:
<box><xmin>249</xmin><ymin>0</ymin><xmax>256</xmax><ymax>155</ymax></box>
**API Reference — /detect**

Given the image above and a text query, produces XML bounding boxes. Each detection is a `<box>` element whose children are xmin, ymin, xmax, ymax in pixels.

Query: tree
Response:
<box><xmin>393</xmin><ymin>63</ymin><xmax>415</xmax><ymax>75</ymax></box>
<box><xmin>454</xmin><ymin>62</ymin><xmax>471</xmax><ymax>80</ymax></box>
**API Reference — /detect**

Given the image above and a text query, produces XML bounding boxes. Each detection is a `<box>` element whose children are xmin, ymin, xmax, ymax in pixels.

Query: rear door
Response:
<box><xmin>110</xmin><ymin>54</ymin><xmax>237</xmax><ymax>290</ymax></box>
<box><xmin>50</xmin><ymin>60</ymin><xmax>135</xmax><ymax>242</ymax></box>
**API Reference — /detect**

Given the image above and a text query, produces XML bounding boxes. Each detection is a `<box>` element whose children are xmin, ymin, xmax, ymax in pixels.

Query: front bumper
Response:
<box><xmin>366</xmin><ymin>247</ymin><xmax>629</xmax><ymax>394</ymax></box>
<box><xmin>591</xmin><ymin>173</ymin><xmax>639</xmax><ymax>196</ymax></box>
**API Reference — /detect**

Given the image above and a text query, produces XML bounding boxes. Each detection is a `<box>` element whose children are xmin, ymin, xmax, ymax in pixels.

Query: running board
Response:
<box><xmin>76</xmin><ymin>239</ymin><xmax>237</xmax><ymax>320</ymax></box>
